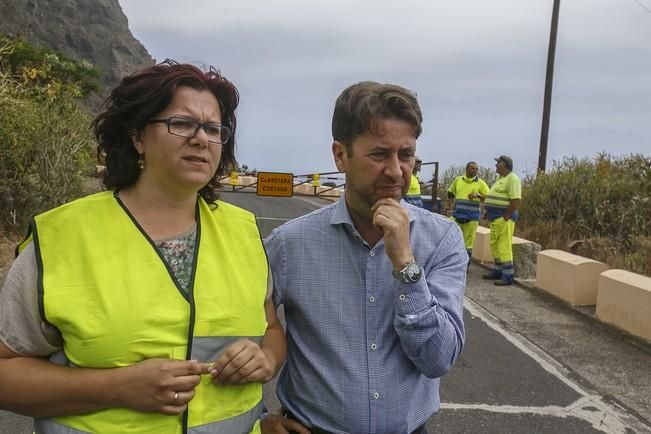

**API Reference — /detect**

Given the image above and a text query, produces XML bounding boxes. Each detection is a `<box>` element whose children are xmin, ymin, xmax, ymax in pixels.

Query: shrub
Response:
<box><xmin>0</xmin><ymin>34</ymin><xmax>100</xmax><ymax>100</ymax></box>
<box><xmin>519</xmin><ymin>154</ymin><xmax>651</xmax><ymax>275</ymax></box>
<box><xmin>0</xmin><ymin>36</ymin><xmax>97</xmax><ymax>233</ymax></box>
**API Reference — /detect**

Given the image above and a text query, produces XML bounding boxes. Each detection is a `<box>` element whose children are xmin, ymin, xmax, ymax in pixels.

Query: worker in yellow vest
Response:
<box><xmin>0</xmin><ymin>61</ymin><xmax>285</xmax><ymax>433</ymax></box>
<box><xmin>482</xmin><ymin>155</ymin><xmax>522</xmax><ymax>286</ymax></box>
<box><xmin>447</xmin><ymin>161</ymin><xmax>490</xmax><ymax>267</ymax></box>
<box><xmin>404</xmin><ymin>156</ymin><xmax>423</xmax><ymax>208</ymax></box>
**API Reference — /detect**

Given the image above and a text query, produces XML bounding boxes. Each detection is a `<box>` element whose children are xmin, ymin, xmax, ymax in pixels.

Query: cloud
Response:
<box><xmin>118</xmin><ymin>0</ymin><xmax>651</xmax><ymax>176</ymax></box>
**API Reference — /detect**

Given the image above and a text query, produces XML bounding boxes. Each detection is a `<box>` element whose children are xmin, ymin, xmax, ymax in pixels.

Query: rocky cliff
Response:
<box><xmin>0</xmin><ymin>0</ymin><xmax>154</xmax><ymax>102</ymax></box>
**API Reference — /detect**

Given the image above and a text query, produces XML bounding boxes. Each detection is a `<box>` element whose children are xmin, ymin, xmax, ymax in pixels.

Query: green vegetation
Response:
<box><xmin>438</xmin><ymin>154</ymin><xmax>651</xmax><ymax>275</ymax></box>
<box><xmin>0</xmin><ymin>35</ymin><xmax>99</xmax><ymax>233</ymax></box>
<box><xmin>519</xmin><ymin>154</ymin><xmax>651</xmax><ymax>276</ymax></box>
<box><xmin>0</xmin><ymin>34</ymin><xmax>100</xmax><ymax>100</ymax></box>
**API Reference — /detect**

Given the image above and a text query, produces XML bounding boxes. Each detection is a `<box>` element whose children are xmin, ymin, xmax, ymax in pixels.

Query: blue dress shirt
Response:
<box><xmin>264</xmin><ymin>197</ymin><xmax>467</xmax><ymax>434</ymax></box>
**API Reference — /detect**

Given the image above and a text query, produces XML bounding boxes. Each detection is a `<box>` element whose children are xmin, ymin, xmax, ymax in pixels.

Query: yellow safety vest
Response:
<box><xmin>485</xmin><ymin>172</ymin><xmax>521</xmax><ymax>221</ymax></box>
<box><xmin>447</xmin><ymin>175</ymin><xmax>489</xmax><ymax>221</ymax></box>
<box><xmin>26</xmin><ymin>191</ymin><xmax>267</xmax><ymax>434</ymax></box>
<box><xmin>407</xmin><ymin>174</ymin><xmax>421</xmax><ymax>196</ymax></box>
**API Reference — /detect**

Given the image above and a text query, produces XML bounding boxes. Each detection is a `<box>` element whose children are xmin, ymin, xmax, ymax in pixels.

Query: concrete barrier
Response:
<box><xmin>316</xmin><ymin>186</ymin><xmax>342</xmax><ymax>201</ymax></box>
<box><xmin>472</xmin><ymin>226</ymin><xmax>493</xmax><ymax>263</ymax></box>
<box><xmin>535</xmin><ymin>250</ymin><xmax>609</xmax><ymax>305</ymax></box>
<box><xmin>512</xmin><ymin>237</ymin><xmax>541</xmax><ymax>280</ymax></box>
<box><xmin>293</xmin><ymin>183</ymin><xmax>313</xmax><ymax>195</ymax></box>
<box><xmin>242</xmin><ymin>175</ymin><xmax>257</xmax><ymax>185</ymax></box>
<box><xmin>596</xmin><ymin>269</ymin><xmax>651</xmax><ymax>342</ymax></box>
<box><xmin>471</xmin><ymin>227</ymin><xmax>540</xmax><ymax>279</ymax></box>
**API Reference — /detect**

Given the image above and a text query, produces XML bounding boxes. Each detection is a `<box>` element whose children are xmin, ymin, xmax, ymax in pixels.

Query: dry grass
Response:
<box><xmin>518</xmin><ymin>221</ymin><xmax>651</xmax><ymax>276</ymax></box>
<box><xmin>0</xmin><ymin>231</ymin><xmax>21</xmax><ymax>280</ymax></box>
<box><xmin>517</xmin><ymin>154</ymin><xmax>651</xmax><ymax>277</ymax></box>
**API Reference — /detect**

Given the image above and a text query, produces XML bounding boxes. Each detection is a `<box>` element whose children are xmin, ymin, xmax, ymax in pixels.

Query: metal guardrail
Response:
<box><xmin>217</xmin><ymin>160</ymin><xmax>440</xmax><ymax>201</ymax></box>
<box><xmin>217</xmin><ymin>172</ymin><xmax>345</xmax><ymax>198</ymax></box>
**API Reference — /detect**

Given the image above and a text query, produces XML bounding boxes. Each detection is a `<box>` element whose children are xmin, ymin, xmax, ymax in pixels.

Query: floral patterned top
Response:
<box><xmin>155</xmin><ymin>225</ymin><xmax>197</xmax><ymax>294</ymax></box>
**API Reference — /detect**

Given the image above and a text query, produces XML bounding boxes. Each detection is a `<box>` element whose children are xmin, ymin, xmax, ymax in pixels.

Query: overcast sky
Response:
<box><xmin>118</xmin><ymin>0</ymin><xmax>651</xmax><ymax>180</ymax></box>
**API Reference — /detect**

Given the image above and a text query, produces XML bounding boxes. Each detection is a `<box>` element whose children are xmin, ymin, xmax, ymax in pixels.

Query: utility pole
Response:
<box><xmin>538</xmin><ymin>0</ymin><xmax>561</xmax><ymax>174</ymax></box>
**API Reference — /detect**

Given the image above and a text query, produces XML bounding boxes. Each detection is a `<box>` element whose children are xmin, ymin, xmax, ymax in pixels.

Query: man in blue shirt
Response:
<box><xmin>262</xmin><ymin>81</ymin><xmax>467</xmax><ymax>434</ymax></box>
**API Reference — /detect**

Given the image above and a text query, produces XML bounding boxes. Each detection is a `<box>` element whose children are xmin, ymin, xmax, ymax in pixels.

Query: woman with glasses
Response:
<box><xmin>0</xmin><ymin>61</ymin><xmax>285</xmax><ymax>433</ymax></box>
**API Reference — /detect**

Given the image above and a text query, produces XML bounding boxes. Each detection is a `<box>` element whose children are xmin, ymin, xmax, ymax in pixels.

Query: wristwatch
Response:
<box><xmin>392</xmin><ymin>259</ymin><xmax>422</xmax><ymax>284</ymax></box>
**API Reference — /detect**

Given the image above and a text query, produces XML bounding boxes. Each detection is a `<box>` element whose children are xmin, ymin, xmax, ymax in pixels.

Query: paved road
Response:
<box><xmin>2</xmin><ymin>192</ymin><xmax>650</xmax><ymax>433</ymax></box>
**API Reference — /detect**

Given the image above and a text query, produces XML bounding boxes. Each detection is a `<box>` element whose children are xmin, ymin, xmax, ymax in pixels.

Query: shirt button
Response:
<box><xmin>370</xmin><ymin>251</ymin><xmax>375</xmax><ymax>257</ymax></box>
<box><xmin>399</xmin><ymin>294</ymin><xmax>406</xmax><ymax>301</ymax></box>
<box><xmin>369</xmin><ymin>296</ymin><xmax>375</xmax><ymax>303</ymax></box>
<box><xmin>373</xmin><ymin>392</ymin><xmax>380</xmax><ymax>399</ymax></box>
<box><xmin>371</xmin><ymin>343</ymin><xmax>377</xmax><ymax>350</ymax></box>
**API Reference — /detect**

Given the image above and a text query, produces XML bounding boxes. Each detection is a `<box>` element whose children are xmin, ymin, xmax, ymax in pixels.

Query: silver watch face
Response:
<box><xmin>393</xmin><ymin>262</ymin><xmax>422</xmax><ymax>283</ymax></box>
<box><xmin>404</xmin><ymin>262</ymin><xmax>422</xmax><ymax>282</ymax></box>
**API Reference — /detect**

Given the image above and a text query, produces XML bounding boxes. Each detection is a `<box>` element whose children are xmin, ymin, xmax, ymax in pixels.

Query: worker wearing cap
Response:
<box><xmin>482</xmin><ymin>155</ymin><xmax>521</xmax><ymax>286</ymax></box>
<box><xmin>404</xmin><ymin>156</ymin><xmax>423</xmax><ymax>208</ymax></box>
<box><xmin>447</xmin><ymin>161</ymin><xmax>490</xmax><ymax>267</ymax></box>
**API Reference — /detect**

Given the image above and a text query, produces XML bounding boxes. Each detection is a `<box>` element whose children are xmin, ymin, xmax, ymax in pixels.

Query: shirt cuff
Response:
<box><xmin>394</xmin><ymin>275</ymin><xmax>433</xmax><ymax>315</ymax></box>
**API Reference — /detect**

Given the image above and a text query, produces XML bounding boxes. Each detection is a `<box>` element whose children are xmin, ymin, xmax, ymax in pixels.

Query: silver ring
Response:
<box><xmin>174</xmin><ymin>392</ymin><xmax>179</xmax><ymax>401</ymax></box>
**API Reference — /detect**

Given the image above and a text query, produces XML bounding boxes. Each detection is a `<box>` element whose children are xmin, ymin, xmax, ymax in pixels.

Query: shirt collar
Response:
<box><xmin>330</xmin><ymin>196</ymin><xmax>354</xmax><ymax>226</ymax></box>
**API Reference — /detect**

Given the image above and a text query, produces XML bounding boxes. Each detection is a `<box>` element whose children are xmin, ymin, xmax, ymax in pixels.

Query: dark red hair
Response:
<box><xmin>92</xmin><ymin>60</ymin><xmax>239</xmax><ymax>203</ymax></box>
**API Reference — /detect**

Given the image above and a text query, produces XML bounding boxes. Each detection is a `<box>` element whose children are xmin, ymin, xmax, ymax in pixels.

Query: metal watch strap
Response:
<box><xmin>392</xmin><ymin>259</ymin><xmax>421</xmax><ymax>283</ymax></box>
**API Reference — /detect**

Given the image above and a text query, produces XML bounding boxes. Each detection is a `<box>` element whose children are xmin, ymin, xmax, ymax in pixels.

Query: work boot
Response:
<box><xmin>494</xmin><ymin>279</ymin><xmax>512</xmax><ymax>286</ymax></box>
<box><xmin>482</xmin><ymin>273</ymin><xmax>501</xmax><ymax>280</ymax></box>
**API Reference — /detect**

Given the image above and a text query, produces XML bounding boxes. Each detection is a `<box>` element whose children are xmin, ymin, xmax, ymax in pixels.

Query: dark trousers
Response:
<box><xmin>285</xmin><ymin>410</ymin><xmax>428</xmax><ymax>434</ymax></box>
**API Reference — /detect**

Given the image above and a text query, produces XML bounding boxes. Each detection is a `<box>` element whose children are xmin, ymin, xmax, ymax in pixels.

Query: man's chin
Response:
<box><xmin>373</xmin><ymin>192</ymin><xmax>403</xmax><ymax>203</ymax></box>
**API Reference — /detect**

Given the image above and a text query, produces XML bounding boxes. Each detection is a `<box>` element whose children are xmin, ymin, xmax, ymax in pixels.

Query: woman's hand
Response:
<box><xmin>209</xmin><ymin>339</ymin><xmax>276</xmax><ymax>385</ymax></box>
<box><xmin>113</xmin><ymin>358</ymin><xmax>210</xmax><ymax>415</ymax></box>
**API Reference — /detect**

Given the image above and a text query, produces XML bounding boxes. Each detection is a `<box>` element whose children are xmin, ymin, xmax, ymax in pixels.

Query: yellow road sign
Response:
<box><xmin>256</xmin><ymin>172</ymin><xmax>294</xmax><ymax>197</ymax></box>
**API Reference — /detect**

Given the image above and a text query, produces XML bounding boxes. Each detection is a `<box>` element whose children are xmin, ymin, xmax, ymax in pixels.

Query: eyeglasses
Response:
<box><xmin>148</xmin><ymin>116</ymin><xmax>231</xmax><ymax>144</ymax></box>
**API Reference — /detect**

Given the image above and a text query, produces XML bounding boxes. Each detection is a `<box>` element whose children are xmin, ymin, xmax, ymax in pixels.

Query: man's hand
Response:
<box><xmin>261</xmin><ymin>412</ymin><xmax>311</xmax><ymax>434</ymax></box>
<box><xmin>503</xmin><ymin>199</ymin><xmax>520</xmax><ymax>222</ymax></box>
<box><xmin>113</xmin><ymin>358</ymin><xmax>210</xmax><ymax>415</ymax></box>
<box><xmin>210</xmin><ymin>339</ymin><xmax>275</xmax><ymax>385</ymax></box>
<box><xmin>371</xmin><ymin>198</ymin><xmax>414</xmax><ymax>271</ymax></box>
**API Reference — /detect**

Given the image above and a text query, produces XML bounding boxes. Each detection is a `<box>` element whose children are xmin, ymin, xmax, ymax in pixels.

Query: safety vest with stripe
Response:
<box><xmin>484</xmin><ymin>171</ymin><xmax>522</xmax><ymax>221</ymax></box>
<box><xmin>26</xmin><ymin>191</ymin><xmax>268</xmax><ymax>434</ymax></box>
<box><xmin>448</xmin><ymin>175</ymin><xmax>489</xmax><ymax>221</ymax></box>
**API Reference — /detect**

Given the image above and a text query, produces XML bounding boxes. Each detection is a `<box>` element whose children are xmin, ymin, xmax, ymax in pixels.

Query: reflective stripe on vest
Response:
<box><xmin>31</xmin><ymin>191</ymin><xmax>268</xmax><ymax>434</ymax></box>
<box><xmin>35</xmin><ymin>419</ymin><xmax>89</xmax><ymax>434</ymax></box>
<box><xmin>485</xmin><ymin>173</ymin><xmax>520</xmax><ymax>221</ymax></box>
<box><xmin>449</xmin><ymin>176</ymin><xmax>487</xmax><ymax>221</ymax></box>
<box><xmin>452</xmin><ymin>199</ymin><xmax>481</xmax><ymax>221</ymax></box>
<box><xmin>48</xmin><ymin>334</ymin><xmax>264</xmax><ymax>368</ymax></box>
<box><xmin>190</xmin><ymin>401</ymin><xmax>263</xmax><ymax>434</ymax></box>
<box><xmin>35</xmin><ymin>401</ymin><xmax>263</xmax><ymax>434</ymax></box>
<box><xmin>484</xmin><ymin>194</ymin><xmax>510</xmax><ymax>206</ymax></box>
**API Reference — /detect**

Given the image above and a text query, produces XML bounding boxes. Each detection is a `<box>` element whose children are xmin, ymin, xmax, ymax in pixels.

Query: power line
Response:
<box><xmin>633</xmin><ymin>0</ymin><xmax>651</xmax><ymax>14</ymax></box>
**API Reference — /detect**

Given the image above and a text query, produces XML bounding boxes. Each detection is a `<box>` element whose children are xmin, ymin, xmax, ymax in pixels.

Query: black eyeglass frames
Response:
<box><xmin>148</xmin><ymin>116</ymin><xmax>231</xmax><ymax>144</ymax></box>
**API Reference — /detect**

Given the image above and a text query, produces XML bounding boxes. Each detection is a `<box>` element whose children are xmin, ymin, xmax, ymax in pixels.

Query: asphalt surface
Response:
<box><xmin>1</xmin><ymin>192</ymin><xmax>649</xmax><ymax>433</ymax></box>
